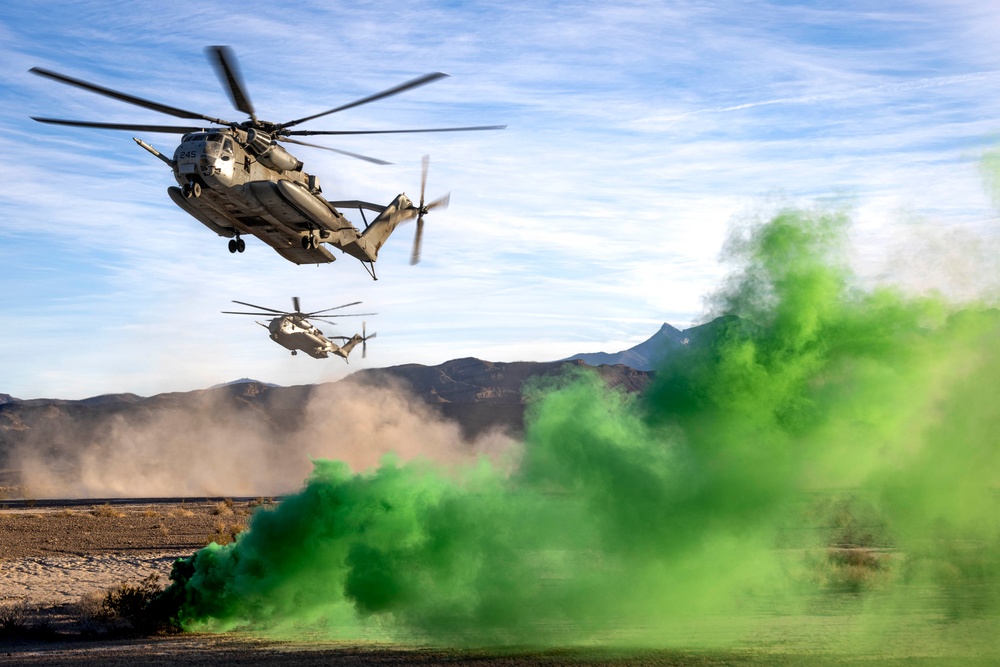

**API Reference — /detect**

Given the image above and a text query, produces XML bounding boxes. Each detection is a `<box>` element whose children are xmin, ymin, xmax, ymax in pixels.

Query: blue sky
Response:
<box><xmin>3</xmin><ymin>1</ymin><xmax>1000</xmax><ymax>399</ymax></box>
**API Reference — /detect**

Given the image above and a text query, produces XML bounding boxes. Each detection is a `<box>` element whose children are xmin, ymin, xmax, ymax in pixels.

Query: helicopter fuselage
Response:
<box><xmin>153</xmin><ymin>128</ymin><xmax>416</xmax><ymax>268</ymax></box>
<box><xmin>31</xmin><ymin>46</ymin><xmax>492</xmax><ymax>276</ymax></box>
<box><xmin>265</xmin><ymin>314</ymin><xmax>362</xmax><ymax>361</ymax></box>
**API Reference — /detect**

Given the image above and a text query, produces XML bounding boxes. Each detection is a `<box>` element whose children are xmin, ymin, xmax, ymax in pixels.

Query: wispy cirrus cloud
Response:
<box><xmin>2</xmin><ymin>0</ymin><xmax>1000</xmax><ymax>398</ymax></box>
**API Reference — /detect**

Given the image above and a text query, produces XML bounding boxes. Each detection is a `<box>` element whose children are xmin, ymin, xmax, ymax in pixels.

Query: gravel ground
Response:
<box><xmin>0</xmin><ymin>498</ymin><xmax>258</xmax><ymax>560</ymax></box>
<box><xmin>2</xmin><ymin>500</ymin><xmax>997</xmax><ymax>666</ymax></box>
<box><xmin>0</xmin><ymin>499</ymin><xmax>258</xmax><ymax>609</ymax></box>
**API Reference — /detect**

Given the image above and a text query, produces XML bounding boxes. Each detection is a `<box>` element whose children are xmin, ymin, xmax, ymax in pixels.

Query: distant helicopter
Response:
<box><xmin>30</xmin><ymin>46</ymin><xmax>504</xmax><ymax>279</ymax></box>
<box><xmin>224</xmin><ymin>297</ymin><xmax>376</xmax><ymax>361</ymax></box>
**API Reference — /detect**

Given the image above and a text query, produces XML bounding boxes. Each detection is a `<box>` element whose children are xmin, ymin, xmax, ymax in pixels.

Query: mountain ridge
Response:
<box><xmin>563</xmin><ymin>319</ymin><xmax>733</xmax><ymax>370</ymax></box>
<box><xmin>0</xmin><ymin>357</ymin><xmax>653</xmax><ymax>478</ymax></box>
<box><xmin>2</xmin><ymin>319</ymin><xmax>735</xmax><ymax>486</ymax></box>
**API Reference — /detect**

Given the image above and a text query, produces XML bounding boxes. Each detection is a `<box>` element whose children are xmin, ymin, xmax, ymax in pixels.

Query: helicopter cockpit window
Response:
<box><xmin>204</xmin><ymin>136</ymin><xmax>222</xmax><ymax>157</ymax></box>
<box><xmin>222</xmin><ymin>138</ymin><xmax>234</xmax><ymax>160</ymax></box>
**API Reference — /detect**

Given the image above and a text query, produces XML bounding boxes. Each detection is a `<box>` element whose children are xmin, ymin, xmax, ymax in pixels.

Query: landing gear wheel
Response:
<box><xmin>301</xmin><ymin>234</ymin><xmax>316</xmax><ymax>250</ymax></box>
<box><xmin>228</xmin><ymin>239</ymin><xmax>238</xmax><ymax>253</ymax></box>
<box><xmin>191</xmin><ymin>182</ymin><xmax>202</xmax><ymax>198</ymax></box>
<box><xmin>182</xmin><ymin>183</ymin><xmax>192</xmax><ymax>198</ymax></box>
<box><xmin>236</xmin><ymin>237</ymin><xmax>246</xmax><ymax>253</ymax></box>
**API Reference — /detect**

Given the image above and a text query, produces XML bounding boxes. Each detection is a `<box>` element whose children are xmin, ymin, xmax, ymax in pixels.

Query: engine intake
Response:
<box><xmin>246</xmin><ymin>128</ymin><xmax>303</xmax><ymax>172</ymax></box>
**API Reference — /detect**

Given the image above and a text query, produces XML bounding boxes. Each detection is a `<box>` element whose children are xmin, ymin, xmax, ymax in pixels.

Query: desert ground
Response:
<box><xmin>0</xmin><ymin>497</ymin><xmax>258</xmax><ymax>604</ymax></box>
<box><xmin>2</xmin><ymin>497</ymin><xmax>997</xmax><ymax>666</ymax></box>
<box><xmin>2</xmin><ymin>498</ymin><xmax>683</xmax><ymax>666</ymax></box>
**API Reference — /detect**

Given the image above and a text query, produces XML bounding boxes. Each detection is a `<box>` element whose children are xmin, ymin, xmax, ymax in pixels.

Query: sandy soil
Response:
<box><xmin>0</xmin><ymin>500</ymin><xmax>769</xmax><ymax>665</ymax></box>
<box><xmin>0</xmin><ymin>497</ymin><xmax>771</xmax><ymax>667</ymax></box>
<box><xmin>0</xmin><ymin>498</ymin><xmax>258</xmax><ymax>609</ymax></box>
<box><xmin>3</xmin><ymin>500</ymin><xmax>995</xmax><ymax>666</ymax></box>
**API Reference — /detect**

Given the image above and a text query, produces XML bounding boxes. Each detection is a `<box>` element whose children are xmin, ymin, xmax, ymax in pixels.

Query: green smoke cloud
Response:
<box><xmin>164</xmin><ymin>204</ymin><xmax>1000</xmax><ymax>657</ymax></box>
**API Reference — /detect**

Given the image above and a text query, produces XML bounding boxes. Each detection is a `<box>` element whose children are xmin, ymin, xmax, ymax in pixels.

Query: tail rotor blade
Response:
<box><xmin>426</xmin><ymin>192</ymin><xmax>450</xmax><ymax>211</ymax></box>
<box><xmin>411</xmin><ymin>154</ymin><xmax>432</xmax><ymax>265</ymax></box>
<box><xmin>420</xmin><ymin>154</ymin><xmax>429</xmax><ymax>208</ymax></box>
<box><xmin>361</xmin><ymin>323</ymin><xmax>377</xmax><ymax>359</ymax></box>
<box><xmin>411</xmin><ymin>218</ymin><xmax>424</xmax><ymax>265</ymax></box>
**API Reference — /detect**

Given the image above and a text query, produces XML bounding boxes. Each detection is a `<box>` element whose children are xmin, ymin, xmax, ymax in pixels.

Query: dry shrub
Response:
<box><xmin>205</xmin><ymin>520</ymin><xmax>246</xmax><ymax>546</ymax></box>
<box><xmin>820</xmin><ymin>547</ymin><xmax>896</xmax><ymax>593</ymax></box>
<box><xmin>92</xmin><ymin>574</ymin><xmax>167</xmax><ymax>634</ymax></box>
<box><xmin>0</xmin><ymin>600</ymin><xmax>30</xmax><ymax>633</ymax></box>
<box><xmin>92</xmin><ymin>503</ymin><xmax>125</xmax><ymax>518</ymax></box>
<box><xmin>78</xmin><ymin>589</ymin><xmax>106</xmax><ymax>619</ymax></box>
<box><xmin>211</xmin><ymin>500</ymin><xmax>234</xmax><ymax>516</ymax></box>
<box><xmin>0</xmin><ymin>600</ymin><xmax>54</xmax><ymax>639</ymax></box>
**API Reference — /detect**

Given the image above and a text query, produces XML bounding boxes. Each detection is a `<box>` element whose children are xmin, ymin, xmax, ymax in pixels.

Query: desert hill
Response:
<box><xmin>3</xmin><ymin>317</ymin><xmax>752</xmax><ymax>473</ymax></box>
<box><xmin>0</xmin><ymin>318</ymin><xmax>755</xmax><ymax>496</ymax></box>
<box><xmin>564</xmin><ymin>318</ymin><xmax>737</xmax><ymax>370</ymax></box>
<box><xmin>0</xmin><ymin>357</ymin><xmax>652</xmax><ymax>484</ymax></box>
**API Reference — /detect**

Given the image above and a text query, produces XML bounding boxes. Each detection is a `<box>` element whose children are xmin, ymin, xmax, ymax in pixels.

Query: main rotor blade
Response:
<box><xmin>222</xmin><ymin>311</ymin><xmax>280</xmax><ymax>316</ymax></box>
<box><xmin>292</xmin><ymin>296</ymin><xmax>301</xmax><ymax>313</ymax></box>
<box><xmin>279</xmin><ymin>72</ymin><xmax>449</xmax><ymax>130</ymax></box>
<box><xmin>304</xmin><ymin>301</ymin><xmax>364</xmax><ymax>316</ymax></box>
<box><xmin>207</xmin><ymin>46</ymin><xmax>256</xmax><ymax>122</ymax></box>
<box><xmin>284</xmin><ymin>124</ymin><xmax>507</xmax><ymax>136</ymax></box>
<box><xmin>231</xmin><ymin>299</ymin><xmax>287</xmax><ymax>314</ymax></box>
<box><xmin>31</xmin><ymin>118</ymin><xmax>208</xmax><ymax>133</ymax></box>
<box><xmin>279</xmin><ymin>137</ymin><xmax>392</xmax><ymax>165</ymax></box>
<box><xmin>311</xmin><ymin>313</ymin><xmax>377</xmax><ymax>321</ymax></box>
<box><xmin>30</xmin><ymin>67</ymin><xmax>231</xmax><ymax>125</ymax></box>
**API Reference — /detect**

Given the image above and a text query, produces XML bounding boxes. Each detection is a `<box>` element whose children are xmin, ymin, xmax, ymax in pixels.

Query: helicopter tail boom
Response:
<box><xmin>332</xmin><ymin>334</ymin><xmax>364</xmax><ymax>361</ymax></box>
<box><xmin>352</xmin><ymin>193</ymin><xmax>417</xmax><ymax>257</ymax></box>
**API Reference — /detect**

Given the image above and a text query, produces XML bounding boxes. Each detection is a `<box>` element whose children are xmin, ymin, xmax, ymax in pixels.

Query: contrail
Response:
<box><xmin>641</xmin><ymin>69</ymin><xmax>1000</xmax><ymax>125</ymax></box>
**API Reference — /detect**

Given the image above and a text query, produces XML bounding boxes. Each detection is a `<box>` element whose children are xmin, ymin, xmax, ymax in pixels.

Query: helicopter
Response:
<box><xmin>224</xmin><ymin>297</ymin><xmax>376</xmax><ymax>361</ymax></box>
<box><xmin>30</xmin><ymin>46</ymin><xmax>504</xmax><ymax>279</ymax></box>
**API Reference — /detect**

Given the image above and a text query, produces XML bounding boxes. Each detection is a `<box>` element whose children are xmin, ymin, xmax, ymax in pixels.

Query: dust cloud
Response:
<box><xmin>11</xmin><ymin>376</ymin><xmax>515</xmax><ymax>498</ymax></box>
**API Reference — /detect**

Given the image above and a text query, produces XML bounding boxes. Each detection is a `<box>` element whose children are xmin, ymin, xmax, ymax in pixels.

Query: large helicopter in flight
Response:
<box><xmin>224</xmin><ymin>297</ymin><xmax>376</xmax><ymax>361</ymax></box>
<box><xmin>30</xmin><ymin>46</ymin><xmax>504</xmax><ymax>278</ymax></box>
